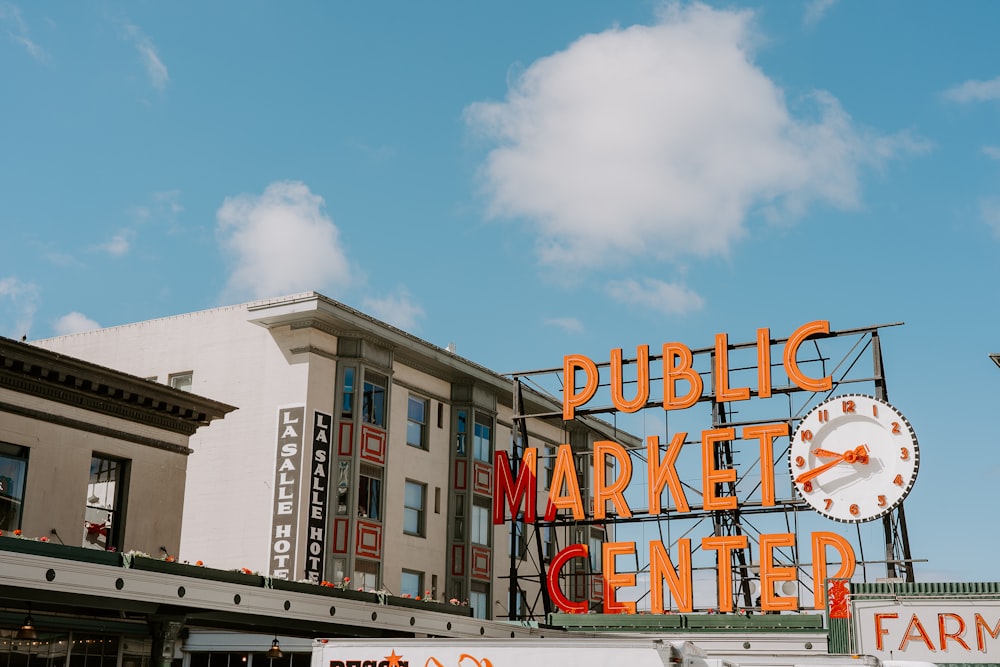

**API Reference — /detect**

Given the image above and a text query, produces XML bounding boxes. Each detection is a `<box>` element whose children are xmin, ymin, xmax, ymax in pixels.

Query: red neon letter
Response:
<box><xmin>547</xmin><ymin>543</ymin><xmax>589</xmax><ymax>614</ymax></box>
<box><xmin>493</xmin><ymin>448</ymin><xmax>536</xmax><ymax>524</ymax></box>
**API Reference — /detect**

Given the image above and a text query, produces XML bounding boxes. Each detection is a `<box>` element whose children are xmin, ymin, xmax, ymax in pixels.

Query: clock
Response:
<box><xmin>789</xmin><ymin>394</ymin><xmax>918</xmax><ymax>523</ymax></box>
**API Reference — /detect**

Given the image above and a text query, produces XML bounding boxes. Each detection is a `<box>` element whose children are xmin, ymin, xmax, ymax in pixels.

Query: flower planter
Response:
<box><xmin>0</xmin><ymin>535</ymin><xmax>122</xmax><ymax>567</ymax></box>
<box><xmin>268</xmin><ymin>579</ymin><xmax>381</xmax><ymax>603</ymax></box>
<box><xmin>386</xmin><ymin>595</ymin><xmax>473</xmax><ymax>617</ymax></box>
<box><xmin>126</xmin><ymin>557</ymin><xmax>265</xmax><ymax>586</ymax></box>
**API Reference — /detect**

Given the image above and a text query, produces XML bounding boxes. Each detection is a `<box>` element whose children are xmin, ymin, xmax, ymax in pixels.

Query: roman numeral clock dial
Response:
<box><xmin>789</xmin><ymin>394</ymin><xmax>919</xmax><ymax>523</ymax></box>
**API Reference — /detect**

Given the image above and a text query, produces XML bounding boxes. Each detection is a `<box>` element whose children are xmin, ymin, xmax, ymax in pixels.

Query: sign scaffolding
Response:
<box><xmin>499</xmin><ymin>321</ymin><xmax>919</xmax><ymax>620</ymax></box>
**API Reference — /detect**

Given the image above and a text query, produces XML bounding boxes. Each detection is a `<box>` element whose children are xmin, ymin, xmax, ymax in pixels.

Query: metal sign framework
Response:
<box><xmin>502</xmin><ymin>323</ymin><xmax>916</xmax><ymax>620</ymax></box>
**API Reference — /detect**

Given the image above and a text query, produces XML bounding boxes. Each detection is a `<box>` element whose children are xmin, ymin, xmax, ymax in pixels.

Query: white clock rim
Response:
<box><xmin>788</xmin><ymin>393</ymin><xmax>919</xmax><ymax>524</ymax></box>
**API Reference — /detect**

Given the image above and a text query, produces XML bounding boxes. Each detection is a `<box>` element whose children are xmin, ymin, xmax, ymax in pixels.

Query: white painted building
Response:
<box><xmin>36</xmin><ymin>292</ymin><xmax>624</xmax><ymax>620</ymax></box>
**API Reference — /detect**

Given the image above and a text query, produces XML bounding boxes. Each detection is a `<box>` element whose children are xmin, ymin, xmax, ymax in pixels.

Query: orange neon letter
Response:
<box><xmin>939</xmin><ymin>613</ymin><xmax>970</xmax><ymax>651</ymax></box>
<box><xmin>544</xmin><ymin>444</ymin><xmax>585</xmax><ymax>521</ymax></box>
<box><xmin>603</xmin><ymin>541</ymin><xmax>637</xmax><ymax>614</ymax></box>
<box><xmin>714</xmin><ymin>333</ymin><xmax>750</xmax><ymax>402</ymax></box>
<box><xmin>811</xmin><ymin>531</ymin><xmax>857</xmax><ymax>610</ymax></box>
<box><xmin>593</xmin><ymin>441</ymin><xmax>633</xmax><ymax>520</ymax></box>
<box><xmin>757</xmin><ymin>327</ymin><xmax>772</xmax><ymax>399</ymax></box>
<box><xmin>742</xmin><ymin>423</ymin><xmax>788</xmax><ymax>507</ymax></box>
<box><xmin>650</xmin><ymin>539</ymin><xmax>692</xmax><ymax>613</ymax></box>
<box><xmin>702</xmin><ymin>535</ymin><xmax>748</xmax><ymax>612</ymax></box>
<box><xmin>702</xmin><ymin>428</ymin><xmax>737</xmax><ymax>511</ymax></box>
<box><xmin>663</xmin><ymin>342</ymin><xmax>702</xmax><ymax>410</ymax></box>
<box><xmin>648</xmin><ymin>433</ymin><xmax>690</xmax><ymax>513</ymax></box>
<box><xmin>875</xmin><ymin>613</ymin><xmax>899</xmax><ymax>651</ymax></box>
<box><xmin>975</xmin><ymin>613</ymin><xmax>1000</xmax><ymax>651</ymax></box>
<box><xmin>899</xmin><ymin>614</ymin><xmax>936</xmax><ymax>652</ymax></box>
<box><xmin>563</xmin><ymin>354</ymin><xmax>599</xmax><ymax>420</ymax></box>
<box><xmin>547</xmin><ymin>543</ymin><xmax>589</xmax><ymax>613</ymax></box>
<box><xmin>783</xmin><ymin>320</ymin><xmax>833</xmax><ymax>392</ymax></box>
<box><xmin>611</xmin><ymin>346</ymin><xmax>649</xmax><ymax>413</ymax></box>
<box><xmin>760</xmin><ymin>533</ymin><xmax>797</xmax><ymax>612</ymax></box>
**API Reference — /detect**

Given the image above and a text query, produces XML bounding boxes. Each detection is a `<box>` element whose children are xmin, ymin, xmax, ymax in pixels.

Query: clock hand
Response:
<box><xmin>795</xmin><ymin>445</ymin><xmax>870</xmax><ymax>485</ymax></box>
<box><xmin>795</xmin><ymin>454</ymin><xmax>846</xmax><ymax>484</ymax></box>
<box><xmin>812</xmin><ymin>448</ymin><xmax>844</xmax><ymax>458</ymax></box>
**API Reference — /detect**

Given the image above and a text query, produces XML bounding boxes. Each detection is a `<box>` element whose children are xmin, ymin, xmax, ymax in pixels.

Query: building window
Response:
<box><xmin>406</xmin><ymin>396</ymin><xmax>428</xmax><ymax>449</ymax></box>
<box><xmin>0</xmin><ymin>443</ymin><xmax>28</xmax><ymax>531</ymax></box>
<box><xmin>341</xmin><ymin>367</ymin><xmax>355</xmax><ymax>419</ymax></box>
<box><xmin>336</xmin><ymin>461</ymin><xmax>350</xmax><ymax>515</ymax></box>
<box><xmin>401</xmin><ymin>569</ymin><xmax>424</xmax><ymax>598</ymax></box>
<box><xmin>362</xmin><ymin>371</ymin><xmax>387</xmax><ymax>426</ymax></box>
<box><xmin>168</xmin><ymin>371</ymin><xmax>193</xmax><ymax>392</ymax></box>
<box><xmin>453</xmin><ymin>494</ymin><xmax>465</xmax><ymax>541</ymax></box>
<box><xmin>471</xmin><ymin>500</ymin><xmax>490</xmax><ymax>546</ymax></box>
<box><xmin>589</xmin><ymin>534</ymin><xmax>602</xmax><ymax>572</ymax></box>
<box><xmin>455</xmin><ymin>410</ymin><xmax>467</xmax><ymax>456</ymax></box>
<box><xmin>473</xmin><ymin>417</ymin><xmax>492</xmax><ymax>463</ymax></box>
<box><xmin>358</xmin><ymin>466</ymin><xmax>382</xmax><ymax>520</ymax></box>
<box><xmin>509</xmin><ymin>513</ymin><xmax>526</xmax><ymax>558</ymax></box>
<box><xmin>353</xmin><ymin>558</ymin><xmax>379</xmax><ymax>591</ymax></box>
<box><xmin>403</xmin><ymin>480</ymin><xmax>426</xmax><ymax>537</ymax></box>
<box><xmin>84</xmin><ymin>454</ymin><xmax>128</xmax><ymax>551</ymax></box>
<box><xmin>470</xmin><ymin>583</ymin><xmax>489</xmax><ymax>620</ymax></box>
<box><xmin>543</xmin><ymin>446</ymin><xmax>554</xmax><ymax>490</ymax></box>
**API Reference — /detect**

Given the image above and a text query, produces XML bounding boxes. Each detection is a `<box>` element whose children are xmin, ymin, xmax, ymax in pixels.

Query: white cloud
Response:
<box><xmin>983</xmin><ymin>146</ymin><xmax>1000</xmax><ymax>160</ymax></box>
<box><xmin>605</xmin><ymin>278</ymin><xmax>704</xmax><ymax>315</ymax></box>
<box><xmin>466</xmin><ymin>3</ymin><xmax>924</xmax><ymax>269</ymax></box>
<box><xmin>53</xmin><ymin>312</ymin><xmax>101</xmax><ymax>336</ymax></box>
<box><xmin>943</xmin><ymin>76</ymin><xmax>1000</xmax><ymax>103</ymax></box>
<box><xmin>362</xmin><ymin>288</ymin><xmax>425</xmax><ymax>331</ymax></box>
<box><xmin>981</xmin><ymin>198</ymin><xmax>1000</xmax><ymax>238</ymax></box>
<box><xmin>0</xmin><ymin>276</ymin><xmax>39</xmax><ymax>339</ymax></box>
<box><xmin>0</xmin><ymin>2</ymin><xmax>47</xmax><ymax>61</ymax></box>
<box><xmin>122</xmin><ymin>20</ymin><xmax>168</xmax><ymax>91</ymax></box>
<box><xmin>544</xmin><ymin>317</ymin><xmax>584</xmax><ymax>334</ymax></box>
<box><xmin>217</xmin><ymin>180</ymin><xmax>354</xmax><ymax>301</ymax></box>
<box><xmin>803</xmin><ymin>0</ymin><xmax>838</xmax><ymax>28</ymax></box>
<box><xmin>99</xmin><ymin>232</ymin><xmax>131</xmax><ymax>257</ymax></box>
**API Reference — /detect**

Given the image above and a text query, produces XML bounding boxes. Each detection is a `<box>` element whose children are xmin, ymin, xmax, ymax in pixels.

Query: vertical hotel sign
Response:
<box><xmin>306</xmin><ymin>411</ymin><xmax>332</xmax><ymax>582</ymax></box>
<box><xmin>271</xmin><ymin>406</ymin><xmax>304</xmax><ymax>579</ymax></box>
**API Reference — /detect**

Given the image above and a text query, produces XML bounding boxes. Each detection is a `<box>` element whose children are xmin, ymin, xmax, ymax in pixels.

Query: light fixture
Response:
<box><xmin>16</xmin><ymin>615</ymin><xmax>38</xmax><ymax>641</ymax></box>
<box><xmin>990</xmin><ymin>353</ymin><xmax>1000</xmax><ymax>369</ymax></box>
<box><xmin>265</xmin><ymin>637</ymin><xmax>284</xmax><ymax>660</ymax></box>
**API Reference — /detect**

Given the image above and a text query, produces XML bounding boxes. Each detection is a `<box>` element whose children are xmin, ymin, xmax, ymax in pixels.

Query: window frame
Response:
<box><xmin>168</xmin><ymin>371</ymin><xmax>193</xmax><ymax>392</ymax></box>
<box><xmin>400</xmin><ymin>569</ymin><xmax>424</xmax><ymax>599</ymax></box>
<box><xmin>0</xmin><ymin>442</ymin><xmax>28</xmax><ymax>532</ymax></box>
<box><xmin>84</xmin><ymin>453</ymin><xmax>129</xmax><ymax>552</ymax></box>
<box><xmin>406</xmin><ymin>395</ymin><xmax>429</xmax><ymax>450</ymax></box>
<box><xmin>403</xmin><ymin>479</ymin><xmax>426</xmax><ymax>537</ymax></box>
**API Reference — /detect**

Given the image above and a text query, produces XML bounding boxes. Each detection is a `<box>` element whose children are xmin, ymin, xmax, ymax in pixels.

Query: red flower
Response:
<box><xmin>39</xmin><ymin>536</ymin><xmax>49</xmax><ymax>542</ymax></box>
<box><xmin>14</xmin><ymin>529</ymin><xmax>21</xmax><ymax>536</ymax></box>
<box><xmin>195</xmin><ymin>560</ymin><xmax>204</xmax><ymax>567</ymax></box>
<box><xmin>241</xmin><ymin>567</ymin><xmax>253</xmax><ymax>575</ymax></box>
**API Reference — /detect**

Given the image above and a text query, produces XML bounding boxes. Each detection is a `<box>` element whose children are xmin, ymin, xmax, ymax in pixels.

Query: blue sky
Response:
<box><xmin>3</xmin><ymin>1</ymin><xmax>1000</xmax><ymax>583</ymax></box>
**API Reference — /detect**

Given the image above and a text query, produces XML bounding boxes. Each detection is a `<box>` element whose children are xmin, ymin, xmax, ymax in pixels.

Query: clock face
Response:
<box><xmin>789</xmin><ymin>394</ymin><xmax>918</xmax><ymax>523</ymax></box>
